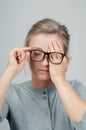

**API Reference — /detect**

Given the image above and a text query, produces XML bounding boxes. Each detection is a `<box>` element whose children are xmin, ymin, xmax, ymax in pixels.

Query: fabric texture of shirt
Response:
<box><xmin>0</xmin><ymin>79</ymin><xmax>86</xmax><ymax>130</ymax></box>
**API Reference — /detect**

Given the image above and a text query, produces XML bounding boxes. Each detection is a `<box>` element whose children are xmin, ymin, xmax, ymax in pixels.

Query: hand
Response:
<box><xmin>48</xmin><ymin>41</ymin><xmax>71</xmax><ymax>83</ymax></box>
<box><xmin>7</xmin><ymin>47</ymin><xmax>30</xmax><ymax>77</ymax></box>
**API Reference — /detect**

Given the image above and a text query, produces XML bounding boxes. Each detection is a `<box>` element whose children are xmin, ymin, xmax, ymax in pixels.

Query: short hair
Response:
<box><xmin>25</xmin><ymin>18</ymin><xmax>70</xmax><ymax>54</ymax></box>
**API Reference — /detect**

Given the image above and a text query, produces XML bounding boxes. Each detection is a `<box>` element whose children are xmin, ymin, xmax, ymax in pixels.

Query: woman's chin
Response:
<box><xmin>37</xmin><ymin>75</ymin><xmax>51</xmax><ymax>81</ymax></box>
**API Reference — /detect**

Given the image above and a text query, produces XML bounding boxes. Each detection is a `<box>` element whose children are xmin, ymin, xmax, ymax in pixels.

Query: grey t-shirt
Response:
<box><xmin>0</xmin><ymin>79</ymin><xmax>86</xmax><ymax>130</ymax></box>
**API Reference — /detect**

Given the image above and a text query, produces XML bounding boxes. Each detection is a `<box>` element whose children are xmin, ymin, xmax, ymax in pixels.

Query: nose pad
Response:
<box><xmin>41</xmin><ymin>55</ymin><xmax>49</xmax><ymax>65</ymax></box>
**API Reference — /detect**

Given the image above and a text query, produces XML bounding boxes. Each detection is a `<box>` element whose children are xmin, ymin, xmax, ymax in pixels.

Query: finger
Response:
<box><xmin>9</xmin><ymin>48</ymin><xmax>21</xmax><ymax>63</ymax></box>
<box><xmin>18</xmin><ymin>49</ymin><xmax>27</xmax><ymax>63</ymax></box>
<box><xmin>51</xmin><ymin>41</ymin><xmax>57</xmax><ymax>52</ymax></box>
<box><xmin>56</xmin><ymin>41</ymin><xmax>64</xmax><ymax>53</ymax></box>
<box><xmin>9</xmin><ymin>48</ymin><xmax>19</xmax><ymax>57</ymax></box>
<box><xmin>48</xmin><ymin>42</ymin><xmax>58</xmax><ymax>63</ymax></box>
<box><xmin>52</xmin><ymin>41</ymin><xmax>64</xmax><ymax>53</ymax></box>
<box><xmin>63</xmin><ymin>56</ymin><xmax>72</xmax><ymax>66</ymax></box>
<box><xmin>23</xmin><ymin>47</ymin><xmax>31</xmax><ymax>52</ymax></box>
<box><xmin>48</xmin><ymin>41</ymin><xmax>55</xmax><ymax>52</ymax></box>
<box><xmin>13</xmin><ymin>48</ymin><xmax>25</xmax><ymax>64</ymax></box>
<box><xmin>10</xmin><ymin>48</ymin><xmax>30</xmax><ymax>64</ymax></box>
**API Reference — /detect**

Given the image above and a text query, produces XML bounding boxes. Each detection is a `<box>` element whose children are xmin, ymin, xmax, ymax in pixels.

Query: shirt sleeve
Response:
<box><xmin>70</xmin><ymin>80</ymin><xmax>86</xmax><ymax>130</ymax></box>
<box><xmin>71</xmin><ymin>112</ymin><xmax>86</xmax><ymax>130</ymax></box>
<box><xmin>0</xmin><ymin>84</ymin><xmax>14</xmax><ymax>122</ymax></box>
<box><xmin>0</xmin><ymin>100</ymin><xmax>9</xmax><ymax>122</ymax></box>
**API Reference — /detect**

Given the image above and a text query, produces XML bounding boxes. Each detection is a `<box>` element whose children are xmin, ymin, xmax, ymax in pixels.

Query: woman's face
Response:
<box><xmin>28</xmin><ymin>34</ymin><xmax>64</xmax><ymax>81</ymax></box>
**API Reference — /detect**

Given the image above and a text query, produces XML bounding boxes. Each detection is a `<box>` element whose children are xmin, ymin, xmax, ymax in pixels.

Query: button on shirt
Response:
<box><xmin>0</xmin><ymin>80</ymin><xmax>86</xmax><ymax>130</ymax></box>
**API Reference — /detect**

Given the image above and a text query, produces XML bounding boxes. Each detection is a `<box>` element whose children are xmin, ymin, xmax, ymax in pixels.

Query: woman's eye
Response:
<box><xmin>33</xmin><ymin>51</ymin><xmax>42</xmax><ymax>56</ymax></box>
<box><xmin>34</xmin><ymin>52</ymin><xmax>41</xmax><ymax>55</ymax></box>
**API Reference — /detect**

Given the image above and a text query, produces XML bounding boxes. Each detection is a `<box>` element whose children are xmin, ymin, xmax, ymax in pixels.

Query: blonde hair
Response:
<box><xmin>25</xmin><ymin>18</ymin><xmax>70</xmax><ymax>54</ymax></box>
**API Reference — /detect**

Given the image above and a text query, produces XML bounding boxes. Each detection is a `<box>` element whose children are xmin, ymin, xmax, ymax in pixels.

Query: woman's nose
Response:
<box><xmin>41</xmin><ymin>55</ymin><xmax>49</xmax><ymax>66</ymax></box>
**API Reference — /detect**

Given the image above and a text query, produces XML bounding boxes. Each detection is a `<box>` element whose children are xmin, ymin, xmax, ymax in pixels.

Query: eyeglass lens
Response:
<box><xmin>49</xmin><ymin>52</ymin><xmax>63</xmax><ymax>64</ymax></box>
<box><xmin>31</xmin><ymin>50</ymin><xmax>44</xmax><ymax>61</ymax></box>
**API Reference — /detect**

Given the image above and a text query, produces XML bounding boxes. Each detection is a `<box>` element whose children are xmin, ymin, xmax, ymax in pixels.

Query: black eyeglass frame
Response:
<box><xmin>28</xmin><ymin>49</ymin><xmax>65</xmax><ymax>65</ymax></box>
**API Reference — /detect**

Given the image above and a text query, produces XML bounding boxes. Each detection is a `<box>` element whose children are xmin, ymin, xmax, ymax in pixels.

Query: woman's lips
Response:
<box><xmin>37</xmin><ymin>69</ymin><xmax>49</xmax><ymax>73</ymax></box>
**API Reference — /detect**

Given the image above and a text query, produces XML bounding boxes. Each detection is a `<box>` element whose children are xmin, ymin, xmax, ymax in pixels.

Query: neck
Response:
<box><xmin>31</xmin><ymin>76</ymin><xmax>53</xmax><ymax>88</ymax></box>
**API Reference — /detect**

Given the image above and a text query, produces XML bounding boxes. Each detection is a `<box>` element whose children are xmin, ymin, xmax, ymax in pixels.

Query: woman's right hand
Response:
<box><xmin>0</xmin><ymin>47</ymin><xmax>31</xmax><ymax>109</ymax></box>
<box><xmin>7</xmin><ymin>47</ymin><xmax>30</xmax><ymax>77</ymax></box>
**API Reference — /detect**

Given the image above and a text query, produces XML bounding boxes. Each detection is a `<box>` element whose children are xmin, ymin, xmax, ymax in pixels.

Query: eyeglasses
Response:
<box><xmin>28</xmin><ymin>49</ymin><xmax>65</xmax><ymax>65</ymax></box>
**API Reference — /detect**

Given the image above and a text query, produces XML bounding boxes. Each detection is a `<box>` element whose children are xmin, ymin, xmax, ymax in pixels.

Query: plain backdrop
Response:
<box><xmin>0</xmin><ymin>0</ymin><xmax>86</xmax><ymax>129</ymax></box>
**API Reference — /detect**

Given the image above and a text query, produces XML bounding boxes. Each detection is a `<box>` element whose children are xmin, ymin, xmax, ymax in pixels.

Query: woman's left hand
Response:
<box><xmin>48</xmin><ymin>41</ymin><xmax>71</xmax><ymax>84</ymax></box>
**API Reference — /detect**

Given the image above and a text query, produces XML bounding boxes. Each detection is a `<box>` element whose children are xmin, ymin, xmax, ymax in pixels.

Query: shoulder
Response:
<box><xmin>69</xmin><ymin>79</ymin><xmax>85</xmax><ymax>89</ymax></box>
<box><xmin>69</xmin><ymin>79</ymin><xmax>86</xmax><ymax>100</ymax></box>
<box><xmin>6</xmin><ymin>81</ymin><xmax>29</xmax><ymax>99</ymax></box>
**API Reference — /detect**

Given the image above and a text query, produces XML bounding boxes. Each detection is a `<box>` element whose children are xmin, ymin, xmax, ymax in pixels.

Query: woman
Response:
<box><xmin>0</xmin><ymin>18</ymin><xmax>86</xmax><ymax>130</ymax></box>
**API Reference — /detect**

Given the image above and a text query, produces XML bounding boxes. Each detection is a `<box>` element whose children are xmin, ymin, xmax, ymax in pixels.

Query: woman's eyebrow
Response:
<box><xmin>31</xmin><ymin>47</ymin><xmax>43</xmax><ymax>50</ymax></box>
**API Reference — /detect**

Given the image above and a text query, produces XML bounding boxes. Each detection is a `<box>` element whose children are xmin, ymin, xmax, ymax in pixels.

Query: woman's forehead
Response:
<box><xmin>29</xmin><ymin>34</ymin><xmax>63</xmax><ymax>51</ymax></box>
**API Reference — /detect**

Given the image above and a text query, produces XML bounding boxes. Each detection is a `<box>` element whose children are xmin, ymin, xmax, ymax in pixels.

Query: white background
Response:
<box><xmin>0</xmin><ymin>0</ymin><xmax>86</xmax><ymax>129</ymax></box>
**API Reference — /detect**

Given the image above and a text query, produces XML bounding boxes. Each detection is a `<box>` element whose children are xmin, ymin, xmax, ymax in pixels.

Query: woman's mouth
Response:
<box><xmin>37</xmin><ymin>69</ymin><xmax>49</xmax><ymax>74</ymax></box>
